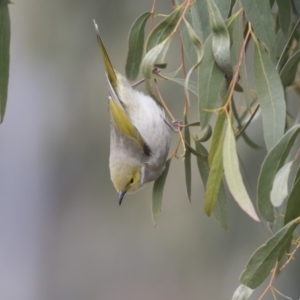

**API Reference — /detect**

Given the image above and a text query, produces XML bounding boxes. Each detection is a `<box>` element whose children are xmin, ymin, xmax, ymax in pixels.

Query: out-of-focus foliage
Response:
<box><xmin>125</xmin><ymin>0</ymin><xmax>300</xmax><ymax>298</ymax></box>
<box><xmin>0</xmin><ymin>0</ymin><xmax>10</xmax><ymax>122</ymax></box>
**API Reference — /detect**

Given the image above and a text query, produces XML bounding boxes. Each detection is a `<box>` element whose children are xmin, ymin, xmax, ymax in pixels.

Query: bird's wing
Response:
<box><xmin>109</xmin><ymin>97</ymin><xmax>151</xmax><ymax>154</ymax></box>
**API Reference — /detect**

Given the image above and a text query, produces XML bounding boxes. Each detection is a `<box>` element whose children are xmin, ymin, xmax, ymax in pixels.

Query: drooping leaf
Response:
<box><xmin>270</xmin><ymin>161</ymin><xmax>293</xmax><ymax>207</ymax></box>
<box><xmin>280</xmin><ymin>49</ymin><xmax>300</xmax><ymax>87</ymax></box>
<box><xmin>232</xmin><ymin>1</ymin><xmax>251</xmax><ymax>106</ymax></box>
<box><xmin>253</xmin><ymin>39</ymin><xmax>286</xmax><ymax>151</ymax></box>
<box><xmin>125</xmin><ymin>12</ymin><xmax>151</xmax><ymax>81</ymax></box>
<box><xmin>240</xmin><ymin>219</ymin><xmax>298</xmax><ymax>289</ymax></box>
<box><xmin>158</xmin><ymin>74</ymin><xmax>198</xmax><ymax>96</ymax></box>
<box><xmin>257</xmin><ymin>125</ymin><xmax>300</xmax><ymax>222</ymax></box>
<box><xmin>0</xmin><ymin>0</ymin><xmax>10</xmax><ymax>123</ymax></box>
<box><xmin>206</xmin><ymin>0</ymin><xmax>232</xmax><ymax>75</ymax></box>
<box><xmin>142</xmin><ymin>39</ymin><xmax>172</xmax><ymax>80</ymax></box>
<box><xmin>214</xmin><ymin>0</ymin><xmax>231</xmax><ymax>19</ymax></box>
<box><xmin>232</xmin><ymin>284</ymin><xmax>253</xmax><ymax>300</ymax></box>
<box><xmin>191</xmin><ymin>0</ymin><xmax>210</xmax><ymax>42</ymax></box>
<box><xmin>146</xmin><ymin>8</ymin><xmax>181</xmax><ymax>52</ymax></box>
<box><xmin>277</xmin><ymin>19</ymin><xmax>300</xmax><ymax>71</ymax></box>
<box><xmin>232</xmin><ymin>101</ymin><xmax>261</xmax><ymax>150</ymax></box>
<box><xmin>223</xmin><ymin>123</ymin><xmax>260</xmax><ymax>221</ymax></box>
<box><xmin>275</xmin><ymin>29</ymin><xmax>286</xmax><ymax>60</ymax></box>
<box><xmin>184</xmin><ymin>115</ymin><xmax>192</xmax><ymax>202</ymax></box>
<box><xmin>204</xmin><ymin>138</ymin><xmax>224</xmax><ymax>215</ymax></box>
<box><xmin>176</xmin><ymin>5</ymin><xmax>199</xmax><ymax>64</ymax></box>
<box><xmin>241</xmin><ymin>0</ymin><xmax>276</xmax><ymax>58</ymax></box>
<box><xmin>276</xmin><ymin>0</ymin><xmax>293</xmax><ymax>40</ymax></box>
<box><xmin>198</xmin><ymin>35</ymin><xmax>225</xmax><ymax>129</ymax></box>
<box><xmin>284</xmin><ymin>178</ymin><xmax>300</xmax><ymax>225</ymax></box>
<box><xmin>208</xmin><ymin>109</ymin><xmax>226</xmax><ymax>166</ymax></box>
<box><xmin>152</xmin><ymin>158</ymin><xmax>172</xmax><ymax>225</ymax></box>
<box><xmin>195</xmin><ymin>140</ymin><xmax>229</xmax><ymax>230</ymax></box>
<box><xmin>181</xmin><ymin>18</ymin><xmax>204</xmax><ymax>103</ymax></box>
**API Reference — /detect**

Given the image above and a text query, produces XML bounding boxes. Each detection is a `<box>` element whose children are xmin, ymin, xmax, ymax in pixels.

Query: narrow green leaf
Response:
<box><xmin>191</xmin><ymin>0</ymin><xmax>210</xmax><ymax>42</ymax></box>
<box><xmin>253</xmin><ymin>39</ymin><xmax>286</xmax><ymax>151</ymax></box>
<box><xmin>152</xmin><ymin>158</ymin><xmax>172</xmax><ymax>225</ymax></box>
<box><xmin>257</xmin><ymin>125</ymin><xmax>300</xmax><ymax>222</ymax></box>
<box><xmin>293</xmin><ymin>0</ymin><xmax>300</xmax><ymax>17</ymax></box>
<box><xmin>198</xmin><ymin>125</ymin><xmax>212</xmax><ymax>142</ymax></box>
<box><xmin>205</xmin><ymin>138</ymin><xmax>224</xmax><ymax>215</ymax></box>
<box><xmin>280</xmin><ymin>49</ymin><xmax>300</xmax><ymax>87</ymax></box>
<box><xmin>146</xmin><ymin>8</ymin><xmax>181</xmax><ymax>52</ymax></box>
<box><xmin>208</xmin><ymin>109</ymin><xmax>226</xmax><ymax>166</ymax></box>
<box><xmin>158</xmin><ymin>74</ymin><xmax>198</xmax><ymax>96</ymax></box>
<box><xmin>223</xmin><ymin>124</ymin><xmax>260</xmax><ymax>221</ymax></box>
<box><xmin>183</xmin><ymin>19</ymin><xmax>204</xmax><ymax>105</ymax></box>
<box><xmin>232</xmin><ymin>101</ymin><xmax>261</xmax><ymax>150</ymax></box>
<box><xmin>275</xmin><ymin>29</ymin><xmax>286</xmax><ymax>60</ymax></box>
<box><xmin>195</xmin><ymin>140</ymin><xmax>229</xmax><ymax>230</ymax></box>
<box><xmin>277</xmin><ymin>19</ymin><xmax>300</xmax><ymax>71</ymax></box>
<box><xmin>270</xmin><ymin>161</ymin><xmax>293</xmax><ymax>207</ymax></box>
<box><xmin>240</xmin><ymin>220</ymin><xmax>298</xmax><ymax>289</ymax></box>
<box><xmin>276</xmin><ymin>0</ymin><xmax>292</xmax><ymax>40</ymax></box>
<box><xmin>207</xmin><ymin>0</ymin><xmax>232</xmax><ymax>75</ymax></box>
<box><xmin>284</xmin><ymin>178</ymin><xmax>300</xmax><ymax>225</ymax></box>
<box><xmin>198</xmin><ymin>35</ymin><xmax>225</xmax><ymax>129</ymax></box>
<box><xmin>176</xmin><ymin>5</ymin><xmax>199</xmax><ymax>64</ymax></box>
<box><xmin>141</xmin><ymin>39</ymin><xmax>171</xmax><ymax>80</ymax></box>
<box><xmin>241</xmin><ymin>0</ymin><xmax>276</xmax><ymax>57</ymax></box>
<box><xmin>184</xmin><ymin>115</ymin><xmax>192</xmax><ymax>202</ymax></box>
<box><xmin>232</xmin><ymin>284</ymin><xmax>253</xmax><ymax>300</ymax></box>
<box><xmin>214</xmin><ymin>0</ymin><xmax>231</xmax><ymax>20</ymax></box>
<box><xmin>293</xmin><ymin>163</ymin><xmax>300</xmax><ymax>184</ymax></box>
<box><xmin>125</xmin><ymin>12</ymin><xmax>151</xmax><ymax>81</ymax></box>
<box><xmin>232</xmin><ymin>2</ymin><xmax>251</xmax><ymax>106</ymax></box>
<box><xmin>0</xmin><ymin>0</ymin><xmax>10</xmax><ymax>123</ymax></box>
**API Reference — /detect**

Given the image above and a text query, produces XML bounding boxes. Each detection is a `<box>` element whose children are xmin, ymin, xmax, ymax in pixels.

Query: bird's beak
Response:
<box><xmin>118</xmin><ymin>191</ymin><xmax>127</xmax><ymax>205</ymax></box>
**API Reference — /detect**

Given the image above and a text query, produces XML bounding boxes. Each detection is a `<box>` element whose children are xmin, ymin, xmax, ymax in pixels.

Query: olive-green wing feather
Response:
<box><xmin>94</xmin><ymin>20</ymin><xmax>118</xmax><ymax>90</ymax></box>
<box><xmin>109</xmin><ymin>98</ymin><xmax>145</xmax><ymax>149</ymax></box>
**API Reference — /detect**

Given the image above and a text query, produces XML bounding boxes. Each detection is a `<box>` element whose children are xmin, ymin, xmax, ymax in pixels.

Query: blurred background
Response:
<box><xmin>1</xmin><ymin>1</ymin><xmax>300</xmax><ymax>299</ymax></box>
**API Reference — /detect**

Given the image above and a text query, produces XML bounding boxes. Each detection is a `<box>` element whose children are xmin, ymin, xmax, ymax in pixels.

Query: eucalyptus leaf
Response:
<box><xmin>208</xmin><ymin>109</ymin><xmax>226</xmax><ymax>167</ymax></box>
<box><xmin>223</xmin><ymin>124</ymin><xmax>260</xmax><ymax>221</ymax></box>
<box><xmin>207</xmin><ymin>0</ymin><xmax>232</xmax><ymax>75</ymax></box>
<box><xmin>142</xmin><ymin>39</ymin><xmax>171</xmax><ymax>80</ymax></box>
<box><xmin>257</xmin><ymin>125</ymin><xmax>300</xmax><ymax>222</ymax></box>
<box><xmin>204</xmin><ymin>138</ymin><xmax>224</xmax><ymax>215</ymax></box>
<box><xmin>0</xmin><ymin>0</ymin><xmax>10</xmax><ymax>122</ymax></box>
<box><xmin>195</xmin><ymin>140</ymin><xmax>229</xmax><ymax>230</ymax></box>
<box><xmin>125</xmin><ymin>12</ymin><xmax>151</xmax><ymax>81</ymax></box>
<box><xmin>152</xmin><ymin>158</ymin><xmax>172</xmax><ymax>225</ymax></box>
<box><xmin>198</xmin><ymin>35</ymin><xmax>225</xmax><ymax>129</ymax></box>
<box><xmin>280</xmin><ymin>49</ymin><xmax>300</xmax><ymax>87</ymax></box>
<box><xmin>270</xmin><ymin>161</ymin><xmax>293</xmax><ymax>207</ymax></box>
<box><xmin>232</xmin><ymin>284</ymin><xmax>253</xmax><ymax>300</ymax></box>
<box><xmin>284</xmin><ymin>178</ymin><xmax>300</xmax><ymax>225</ymax></box>
<box><xmin>253</xmin><ymin>39</ymin><xmax>286</xmax><ymax>151</ymax></box>
<box><xmin>240</xmin><ymin>219</ymin><xmax>298</xmax><ymax>289</ymax></box>
<box><xmin>191</xmin><ymin>0</ymin><xmax>210</xmax><ymax>42</ymax></box>
<box><xmin>184</xmin><ymin>115</ymin><xmax>192</xmax><ymax>202</ymax></box>
<box><xmin>276</xmin><ymin>0</ymin><xmax>292</xmax><ymax>40</ymax></box>
<box><xmin>146</xmin><ymin>8</ymin><xmax>181</xmax><ymax>52</ymax></box>
<box><xmin>214</xmin><ymin>0</ymin><xmax>231</xmax><ymax>19</ymax></box>
<box><xmin>158</xmin><ymin>75</ymin><xmax>198</xmax><ymax>96</ymax></box>
<box><xmin>241</xmin><ymin>0</ymin><xmax>276</xmax><ymax>58</ymax></box>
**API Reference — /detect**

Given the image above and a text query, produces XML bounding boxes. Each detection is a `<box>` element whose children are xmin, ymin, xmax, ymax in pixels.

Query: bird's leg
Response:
<box><xmin>164</xmin><ymin>119</ymin><xmax>183</xmax><ymax>133</ymax></box>
<box><xmin>131</xmin><ymin>67</ymin><xmax>161</xmax><ymax>89</ymax></box>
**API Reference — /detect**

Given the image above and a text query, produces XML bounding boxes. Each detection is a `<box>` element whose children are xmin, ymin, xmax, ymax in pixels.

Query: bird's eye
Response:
<box><xmin>130</xmin><ymin>178</ymin><xmax>134</xmax><ymax>184</ymax></box>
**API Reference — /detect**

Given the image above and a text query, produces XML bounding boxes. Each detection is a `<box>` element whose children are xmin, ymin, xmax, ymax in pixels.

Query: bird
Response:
<box><xmin>93</xmin><ymin>21</ymin><xmax>171</xmax><ymax>205</ymax></box>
